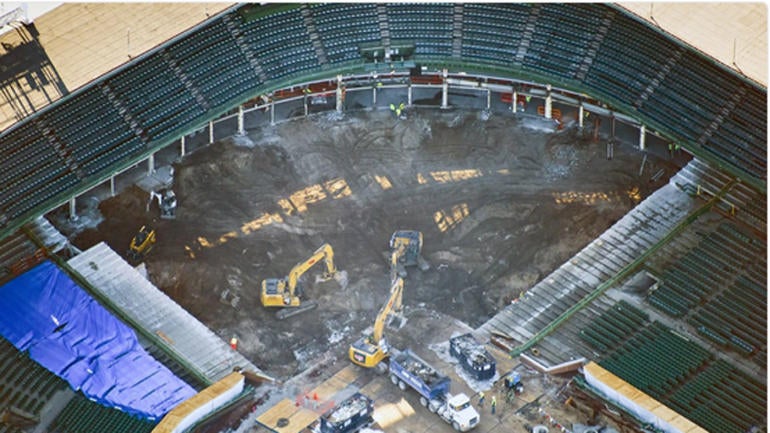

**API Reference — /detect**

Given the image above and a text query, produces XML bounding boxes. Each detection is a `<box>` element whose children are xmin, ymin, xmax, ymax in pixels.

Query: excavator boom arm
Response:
<box><xmin>286</xmin><ymin>243</ymin><xmax>336</xmax><ymax>297</ymax></box>
<box><xmin>371</xmin><ymin>277</ymin><xmax>404</xmax><ymax>343</ymax></box>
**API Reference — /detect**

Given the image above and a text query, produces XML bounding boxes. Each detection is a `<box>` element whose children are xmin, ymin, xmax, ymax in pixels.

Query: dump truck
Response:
<box><xmin>316</xmin><ymin>392</ymin><xmax>374</xmax><ymax>433</ymax></box>
<box><xmin>449</xmin><ymin>333</ymin><xmax>496</xmax><ymax>381</ymax></box>
<box><xmin>389</xmin><ymin>349</ymin><xmax>480</xmax><ymax>431</ymax></box>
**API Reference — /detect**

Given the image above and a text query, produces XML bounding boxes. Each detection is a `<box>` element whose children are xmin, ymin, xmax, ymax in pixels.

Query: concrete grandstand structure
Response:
<box><xmin>0</xmin><ymin>3</ymin><xmax>765</xmax><ymax>433</ymax></box>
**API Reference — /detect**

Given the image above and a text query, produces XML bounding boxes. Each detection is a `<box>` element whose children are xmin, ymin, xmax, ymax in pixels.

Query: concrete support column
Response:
<box><xmin>110</xmin><ymin>176</ymin><xmax>116</xmax><ymax>197</ymax></box>
<box><xmin>237</xmin><ymin>105</ymin><xmax>245</xmax><ymax>135</ymax></box>
<box><xmin>578</xmin><ymin>105</ymin><xmax>584</xmax><ymax>129</ymax></box>
<box><xmin>180</xmin><ymin>135</ymin><xmax>186</xmax><ymax>157</ymax></box>
<box><xmin>512</xmin><ymin>90</ymin><xmax>517</xmax><ymax>113</ymax></box>
<box><xmin>544</xmin><ymin>84</ymin><xmax>552</xmax><ymax>119</ymax></box>
<box><xmin>209</xmin><ymin>121</ymin><xmax>214</xmax><ymax>143</ymax></box>
<box><xmin>69</xmin><ymin>197</ymin><xmax>77</xmax><ymax>221</ymax></box>
<box><xmin>407</xmin><ymin>84</ymin><xmax>413</xmax><ymax>106</ymax></box>
<box><xmin>270</xmin><ymin>100</ymin><xmax>275</xmax><ymax>125</ymax></box>
<box><xmin>639</xmin><ymin>125</ymin><xmax>646</xmax><ymax>150</ymax></box>
<box><xmin>486</xmin><ymin>89</ymin><xmax>491</xmax><ymax>110</ymax></box>
<box><xmin>304</xmin><ymin>95</ymin><xmax>309</xmax><ymax>117</ymax></box>
<box><xmin>372</xmin><ymin>86</ymin><xmax>377</xmax><ymax>105</ymax></box>
<box><xmin>147</xmin><ymin>153</ymin><xmax>155</xmax><ymax>175</ymax></box>
<box><xmin>336</xmin><ymin>75</ymin><xmax>343</xmax><ymax>113</ymax></box>
<box><xmin>441</xmin><ymin>69</ymin><xmax>449</xmax><ymax>109</ymax></box>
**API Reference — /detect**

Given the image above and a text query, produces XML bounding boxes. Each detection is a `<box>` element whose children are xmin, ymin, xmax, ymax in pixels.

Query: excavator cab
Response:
<box><xmin>389</xmin><ymin>231</ymin><xmax>429</xmax><ymax>279</ymax></box>
<box><xmin>260</xmin><ymin>243</ymin><xmax>337</xmax><ymax>319</ymax></box>
<box><xmin>127</xmin><ymin>225</ymin><xmax>156</xmax><ymax>263</ymax></box>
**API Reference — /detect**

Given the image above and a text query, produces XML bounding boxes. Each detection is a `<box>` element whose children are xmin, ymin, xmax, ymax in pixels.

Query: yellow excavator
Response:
<box><xmin>260</xmin><ymin>243</ymin><xmax>337</xmax><ymax>320</ymax></box>
<box><xmin>349</xmin><ymin>276</ymin><xmax>405</xmax><ymax>373</ymax></box>
<box><xmin>389</xmin><ymin>230</ymin><xmax>429</xmax><ymax>281</ymax></box>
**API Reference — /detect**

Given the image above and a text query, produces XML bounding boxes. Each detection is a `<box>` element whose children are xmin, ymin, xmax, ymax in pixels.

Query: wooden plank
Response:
<box><xmin>257</xmin><ymin>399</ymin><xmax>300</xmax><ymax>430</ymax></box>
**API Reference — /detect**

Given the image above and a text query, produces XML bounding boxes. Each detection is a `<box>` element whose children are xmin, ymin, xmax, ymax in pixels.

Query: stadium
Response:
<box><xmin>0</xmin><ymin>3</ymin><xmax>765</xmax><ymax>433</ymax></box>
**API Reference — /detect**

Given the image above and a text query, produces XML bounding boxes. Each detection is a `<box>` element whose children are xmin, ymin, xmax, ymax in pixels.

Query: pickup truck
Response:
<box><xmin>389</xmin><ymin>349</ymin><xmax>480</xmax><ymax>431</ymax></box>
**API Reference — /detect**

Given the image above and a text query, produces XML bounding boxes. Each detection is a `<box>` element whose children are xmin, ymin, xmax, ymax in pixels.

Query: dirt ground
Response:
<box><xmin>70</xmin><ymin>108</ymin><xmax>672</xmax><ymax>380</ymax></box>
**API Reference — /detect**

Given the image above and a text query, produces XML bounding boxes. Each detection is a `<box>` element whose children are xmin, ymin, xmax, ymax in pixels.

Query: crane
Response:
<box><xmin>260</xmin><ymin>243</ymin><xmax>337</xmax><ymax>320</ymax></box>
<box><xmin>349</xmin><ymin>276</ymin><xmax>405</xmax><ymax>373</ymax></box>
<box><xmin>389</xmin><ymin>230</ymin><xmax>429</xmax><ymax>280</ymax></box>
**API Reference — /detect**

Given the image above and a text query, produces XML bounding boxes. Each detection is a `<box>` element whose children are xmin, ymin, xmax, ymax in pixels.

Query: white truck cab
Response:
<box><xmin>433</xmin><ymin>393</ymin><xmax>480</xmax><ymax>431</ymax></box>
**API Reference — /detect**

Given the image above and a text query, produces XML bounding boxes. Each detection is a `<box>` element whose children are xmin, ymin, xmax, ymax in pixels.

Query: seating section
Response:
<box><xmin>647</xmin><ymin>222</ymin><xmax>766</xmax><ymax>365</ymax></box>
<box><xmin>600</xmin><ymin>322</ymin><xmax>765</xmax><ymax>433</ymax></box>
<box><xmin>579</xmin><ymin>300</ymin><xmax>649</xmax><ymax>354</ymax></box>
<box><xmin>584</xmin><ymin>12</ymin><xmax>679</xmax><ymax>111</ymax></box>
<box><xmin>50</xmin><ymin>394</ymin><xmax>156</xmax><ymax>433</ymax></box>
<box><xmin>665</xmin><ymin>359</ymin><xmax>766</xmax><ymax>433</ymax></box>
<box><xmin>163</xmin><ymin>19</ymin><xmax>262</xmax><ymax>114</ymax></box>
<box><xmin>521</xmin><ymin>4</ymin><xmax>600</xmax><ymax>81</ymax></box>
<box><xmin>0</xmin><ymin>337</ymin><xmax>69</xmax><ymax>430</ymax></box>
<box><xmin>238</xmin><ymin>9</ymin><xmax>319</xmax><ymax>81</ymax></box>
<box><xmin>461</xmin><ymin>4</ymin><xmax>529</xmax><ymax>65</ymax></box>
<box><xmin>600</xmin><ymin>322</ymin><xmax>712</xmax><ymax>398</ymax></box>
<box><xmin>386</xmin><ymin>3</ymin><xmax>453</xmax><ymax>58</ymax></box>
<box><xmin>310</xmin><ymin>3</ymin><xmax>380</xmax><ymax>64</ymax></box>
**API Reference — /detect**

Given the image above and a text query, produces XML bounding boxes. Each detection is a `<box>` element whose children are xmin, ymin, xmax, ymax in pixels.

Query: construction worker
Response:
<box><xmin>491</xmin><ymin>395</ymin><xmax>497</xmax><ymax>414</ymax></box>
<box><xmin>478</xmin><ymin>391</ymin><xmax>485</xmax><ymax>407</ymax></box>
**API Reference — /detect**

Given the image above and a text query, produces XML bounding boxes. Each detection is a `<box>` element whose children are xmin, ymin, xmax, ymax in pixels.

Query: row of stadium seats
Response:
<box><xmin>648</xmin><ymin>222</ymin><xmax>766</xmax><ymax>365</ymax></box>
<box><xmin>0</xmin><ymin>337</ymin><xmax>69</xmax><ymax>424</ymax></box>
<box><xmin>666</xmin><ymin>359</ymin><xmax>766</xmax><ymax>433</ymax></box>
<box><xmin>51</xmin><ymin>394</ymin><xmax>156</xmax><ymax>433</ymax></box>
<box><xmin>600</xmin><ymin>321</ymin><xmax>712</xmax><ymax>398</ymax></box>
<box><xmin>579</xmin><ymin>300</ymin><xmax>650</xmax><ymax>353</ymax></box>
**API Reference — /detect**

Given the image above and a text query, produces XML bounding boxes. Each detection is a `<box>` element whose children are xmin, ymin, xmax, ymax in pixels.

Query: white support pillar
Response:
<box><xmin>209</xmin><ymin>121</ymin><xmax>214</xmax><ymax>143</ymax></box>
<box><xmin>110</xmin><ymin>176</ymin><xmax>116</xmax><ymax>197</ymax></box>
<box><xmin>336</xmin><ymin>75</ymin><xmax>343</xmax><ymax>113</ymax></box>
<box><xmin>180</xmin><ymin>135</ymin><xmax>186</xmax><ymax>157</ymax></box>
<box><xmin>544</xmin><ymin>84</ymin><xmax>552</xmax><ymax>119</ymax></box>
<box><xmin>372</xmin><ymin>86</ymin><xmax>377</xmax><ymax>105</ymax></box>
<box><xmin>304</xmin><ymin>94</ymin><xmax>309</xmax><ymax>117</ymax></box>
<box><xmin>578</xmin><ymin>105</ymin><xmax>585</xmax><ymax>129</ymax></box>
<box><xmin>69</xmin><ymin>197</ymin><xmax>77</xmax><ymax>221</ymax></box>
<box><xmin>486</xmin><ymin>89</ymin><xmax>491</xmax><ymax>110</ymax></box>
<box><xmin>512</xmin><ymin>89</ymin><xmax>517</xmax><ymax>113</ymax></box>
<box><xmin>441</xmin><ymin>69</ymin><xmax>449</xmax><ymax>109</ymax></box>
<box><xmin>407</xmin><ymin>84</ymin><xmax>413</xmax><ymax>106</ymax></box>
<box><xmin>270</xmin><ymin>101</ymin><xmax>275</xmax><ymax>125</ymax></box>
<box><xmin>147</xmin><ymin>153</ymin><xmax>155</xmax><ymax>175</ymax></box>
<box><xmin>639</xmin><ymin>125</ymin><xmax>646</xmax><ymax>150</ymax></box>
<box><xmin>237</xmin><ymin>105</ymin><xmax>245</xmax><ymax>135</ymax></box>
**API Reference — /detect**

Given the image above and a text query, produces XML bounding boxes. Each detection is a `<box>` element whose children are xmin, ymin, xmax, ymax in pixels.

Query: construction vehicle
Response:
<box><xmin>389</xmin><ymin>349</ymin><xmax>480</xmax><ymax>431</ymax></box>
<box><xmin>389</xmin><ymin>230</ymin><xmax>429</xmax><ymax>280</ymax></box>
<box><xmin>149</xmin><ymin>188</ymin><xmax>177</xmax><ymax>219</ymax></box>
<box><xmin>260</xmin><ymin>243</ymin><xmax>337</xmax><ymax>320</ymax></box>
<box><xmin>316</xmin><ymin>392</ymin><xmax>374</xmax><ymax>433</ymax></box>
<box><xmin>449</xmin><ymin>333</ymin><xmax>496</xmax><ymax>381</ymax></box>
<box><xmin>349</xmin><ymin>277</ymin><xmax>405</xmax><ymax>373</ymax></box>
<box><xmin>127</xmin><ymin>225</ymin><xmax>156</xmax><ymax>263</ymax></box>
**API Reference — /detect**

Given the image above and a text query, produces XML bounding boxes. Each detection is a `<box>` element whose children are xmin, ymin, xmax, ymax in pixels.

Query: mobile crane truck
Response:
<box><xmin>389</xmin><ymin>349</ymin><xmax>480</xmax><ymax>431</ymax></box>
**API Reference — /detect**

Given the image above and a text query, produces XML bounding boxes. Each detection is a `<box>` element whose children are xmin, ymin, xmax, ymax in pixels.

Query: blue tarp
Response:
<box><xmin>0</xmin><ymin>261</ymin><xmax>196</xmax><ymax>420</ymax></box>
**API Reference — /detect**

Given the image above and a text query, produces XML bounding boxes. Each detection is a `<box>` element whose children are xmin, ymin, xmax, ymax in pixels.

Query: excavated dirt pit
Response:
<box><xmin>71</xmin><ymin>109</ymin><xmax>673</xmax><ymax>379</ymax></box>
